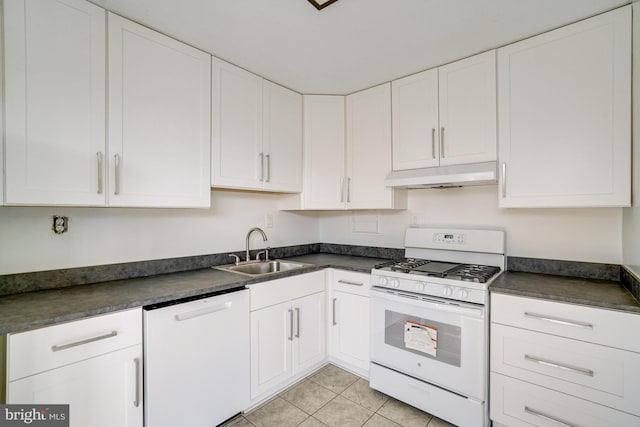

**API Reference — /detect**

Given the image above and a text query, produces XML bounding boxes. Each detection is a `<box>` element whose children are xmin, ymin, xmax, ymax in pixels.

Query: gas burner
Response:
<box><xmin>443</xmin><ymin>264</ymin><xmax>501</xmax><ymax>283</ymax></box>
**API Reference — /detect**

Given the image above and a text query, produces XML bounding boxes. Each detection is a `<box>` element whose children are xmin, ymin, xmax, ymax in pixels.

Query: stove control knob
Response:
<box><xmin>415</xmin><ymin>282</ymin><xmax>426</xmax><ymax>292</ymax></box>
<box><xmin>458</xmin><ymin>288</ymin><xmax>469</xmax><ymax>299</ymax></box>
<box><xmin>443</xmin><ymin>287</ymin><xmax>453</xmax><ymax>297</ymax></box>
<box><xmin>390</xmin><ymin>279</ymin><xmax>400</xmax><ymax>289</ymax></box>
<box><xmin>378</xmin><ymin>277</ymin><xmax>388</xmax><ymax>286</ymax></box>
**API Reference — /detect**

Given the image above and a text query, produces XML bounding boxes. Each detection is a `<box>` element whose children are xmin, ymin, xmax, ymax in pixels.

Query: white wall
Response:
<box><xmin>319</xmin><ymin>185</ymin><xmax>623</xmax><ymax>263</ymax></box>
<box><xmin>622</xmin><ymin>1</ymin><xmax>640</xmax><ymax>277</ymax></box>
<box><xmin>0</xmin><ymin>190</ymin><xmax>319</xmax><ymax>275</ymax></box>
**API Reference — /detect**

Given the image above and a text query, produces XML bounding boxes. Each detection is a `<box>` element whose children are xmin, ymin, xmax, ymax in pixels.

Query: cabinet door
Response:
<box><xmin>498</xmin><ymin>7</ymin><xmax>631</xmax><ymax>208</ymax></box>
<box><xmin>331</xmin><ymin>291</ymin><xmax>370</xmax><ymax>374</ymax></box>
<box><xmin>346</xmin><ymin>83</ymin><xmax>399</xmax><ymax>209</ymax></box>
<box><xmin>391</xmin><ymin>68</ymin><xmax>440</xmax><ymax>170</ymax></box>
<box><xmin>302</xmin><ymin>95</ymin><xmax>346</xmax><ymax>209</ymax></box>
<box><xmin>293</xmin><ymin>292</ymin><xmax>326</xmax><ymax>373</ymax></box>
<box><xmin>262</xmin><ymin>81</ymin><xmax>303</xmax><ymax>193</ymax></box>
<box><xmin>8</xmin><ymin>345</ymin><xmax>143</xmax><ymax>427</ymax></box>
<box><xmin>250</xmin><ymin>301</ymin><xmax>293</xmax><ymax>399</ymax></box>
<box><xmin>438</xmin><ymin>50</ymin><xmax>496</xmax><ymax>166</ymax></box>
<box><xmin>4</xmin><ymin>0</ymin><xmax>106</xmax><ymax>206</ymax></box>
<box><xmin>211</xmin><ymin>58</ymin><xmax>264</xmax><ymax>190</ymax></box>
<box><xmin>108</xmin><ymin>13</ymin><xmax>211</xmax><ymax>208</ymax></box>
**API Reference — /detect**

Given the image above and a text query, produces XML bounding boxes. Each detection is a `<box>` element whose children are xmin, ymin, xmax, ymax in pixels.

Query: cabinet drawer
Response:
<box><xmin>491</xmin><ymin>323</ymin><xmax>640</xmax><ymax>416</ymax></box>
<box><xmin>491</xmin><ymin>293</ymin><xmax>640</xmax><ymax>352</ymax></box>
<box><xmin>490</xmin><ymin>373</ymin><xmax>640</xmax><ymax>427</ymax></box>
<box><xmin>250</xmin><ymin>271</ymin><xmax>325</xmax><ymax>311</ymax></box>
<box><xmin>8</xmin><ymin>308</ymin><xmax>142</xmax><ymax>381</ymax></box>
<box><xmin>332</xmin><ymin>269</ymin><xmax>370</xmax><ymax>297</ymax></box>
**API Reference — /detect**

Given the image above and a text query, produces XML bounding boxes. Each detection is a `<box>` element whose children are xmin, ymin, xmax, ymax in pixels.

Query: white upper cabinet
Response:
<box><xmin>262</xmin><ymin>81</ymin><xmax>303</xmax><ymax>192</ymax></box>
<box><xmin>299</xmin><ymin>95</ymin><xmax>346</xmax><ymax>209</ymax></box>
<box><xmin>498</xmin><ymin>6</ymin><xmax>631</xmax><ymax>208</ymax></box>
<box><xmin>284</xmin><ymin>88</ymin><xmax>406</xmax><ymax>210</ymax></box>
<box><xmin>3</xmin><ymin>0</ymin><xmax>106</xmax><ymax>206</ymax></box>
<box><xmin>346</xmin><ymin>83</ymin><xmax>404</xmax><ymax>209</ymax></box>
<box><xmin>108</xmin><ymin>13</ymin><xmax>211</xmax><ymax>208</ymax></box>
<box><xmin>211</xmin><ymin>58</ymin><xmax>302</xmax><ymax>193</ymax></box>
<box><xmin>391</xmin><ymin>51</ymin><xmax>496</xmax><ymax>171</ymax></box>
<box><xmin>392</xmin><ymin>69</ymin><xmax>439</xmax><ymax>170</ymax></box>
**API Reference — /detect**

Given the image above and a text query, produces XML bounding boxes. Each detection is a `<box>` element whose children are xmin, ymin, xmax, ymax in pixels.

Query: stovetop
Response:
<box><xmin>374</xmin><ymin>258</ymin><xmax>501</xmax><ymax>284</ymax></box>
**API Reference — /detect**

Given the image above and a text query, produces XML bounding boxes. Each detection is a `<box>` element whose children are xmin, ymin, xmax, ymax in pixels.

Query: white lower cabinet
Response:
<box><xmin>490</xmin><ymin>294</ymin><xmax>640</xmax><ymax>426</ymax></box>
<box><xmin>6</xmin><ymin>308</ymin><xmax>143</xmax><ymax>427</ymax></box>
<box><xmin>250</xmin><ymin>271</ymin><xmax>326</xmax><ymax>401</ymax></box>
<box><xmin>328</xmin><ymin>269</ymin><xmax>370</xmax><ymax>377</ymax></box>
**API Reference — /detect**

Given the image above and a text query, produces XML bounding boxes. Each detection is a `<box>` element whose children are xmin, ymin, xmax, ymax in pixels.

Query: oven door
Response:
<box><xmin>370</xmin><ymin>287</ymin><xmax>487</xmax><ymax>401</ymax></box>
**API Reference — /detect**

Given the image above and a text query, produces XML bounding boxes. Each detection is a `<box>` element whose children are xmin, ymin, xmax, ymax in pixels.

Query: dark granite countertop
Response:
<box><xmin>490</xmin><ymin>271</ymin><xmax>640</xmax><ymax>314</ymax></box>
<box><xmin>0</xmin><ymin>254</ymin><xmax>384</xmax><ymax>335</ymax></box>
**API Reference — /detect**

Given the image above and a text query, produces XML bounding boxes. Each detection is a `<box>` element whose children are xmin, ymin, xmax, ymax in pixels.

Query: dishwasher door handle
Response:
<box><xmin>175</xmin><ymin>301</ymin><xmax>232</xmax><ymax>321</ymax></box>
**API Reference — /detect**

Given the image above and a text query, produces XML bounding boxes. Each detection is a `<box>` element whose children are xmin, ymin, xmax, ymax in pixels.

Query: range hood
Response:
<box><xmin>384</xmin><ymin>161</ymin><xmax>498</xmax><ymax>189</ymax></box>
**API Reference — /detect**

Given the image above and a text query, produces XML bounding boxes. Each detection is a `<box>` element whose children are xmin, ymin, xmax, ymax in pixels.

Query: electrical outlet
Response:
<box><xmin>264</xmin><ymin>214</ymin><xmax>274</xmax><ymax>228</ymax></box>
<box><xmin>52</xmin><ymin>215</ymin><xmax>69</xmax><ymax>234</ymax></box>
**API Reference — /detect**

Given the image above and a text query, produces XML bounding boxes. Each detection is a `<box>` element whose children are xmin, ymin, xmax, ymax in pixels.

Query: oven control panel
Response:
<box><xmin>432</xmin><ymin>233</ymin><xmax>465</xmax><ymax>245</ymax></box>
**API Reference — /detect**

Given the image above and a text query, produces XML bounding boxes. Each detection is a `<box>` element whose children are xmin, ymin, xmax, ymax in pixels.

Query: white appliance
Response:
<box><xmin>369</xmin><ymin>227</ymin><xmax>505</xmax><ymax>427</ymax></box>
<box><xmin>144</xmin><ymin>288</ymin><xmax>250</xmax><ymax>427</ymax></box>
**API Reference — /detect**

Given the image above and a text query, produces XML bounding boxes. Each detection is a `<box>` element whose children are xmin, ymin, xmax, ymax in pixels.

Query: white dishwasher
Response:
<box><xmin>144</xmin><ymin>287</ymin><xmax>249</xmax><ymax>427</ymax></box>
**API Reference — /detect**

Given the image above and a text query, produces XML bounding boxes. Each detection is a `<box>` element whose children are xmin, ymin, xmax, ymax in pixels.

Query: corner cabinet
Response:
<box><xmin>211</xmin><ymin>58</ymin><xmax>302</xmax><ymax>193</ymax></box>
<box><xmin>6</xmin><ymin>308</ymin><xmax>143</xmax><ymax>427</ymax></box>
<box><xmin>3</xmin><ymin>0</ymin><xmax>106</xmax><ymax>206</ymax></box>
<box><xmin>108</xmin><ymin>13</ymin><xmax>211</xmax><ymax>208</ymax></box>
<box><xmin>249</xmin><ymin>271</ymin><xmax>326</xmax><ymax>402</ymax></box>
<box><xmin>498</xmin><ymin>6</ymin><xmax>631</xmax><ymax>208</ymax></box>
<box><xmin>391</xmin><ymin>50</ymin><xmax>496</xmax><ymax>171</ymax></box>
<box><xmin>283</xmin><ymin>86</ymin><xmax>406</xmax><ymax>210</ymax></box>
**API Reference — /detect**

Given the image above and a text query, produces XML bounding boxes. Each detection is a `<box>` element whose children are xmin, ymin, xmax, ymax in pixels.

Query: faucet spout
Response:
<box><xmin>246</xmin><ymin>227</ymin><xmax>268</xmax><ymax>262</ymax></box>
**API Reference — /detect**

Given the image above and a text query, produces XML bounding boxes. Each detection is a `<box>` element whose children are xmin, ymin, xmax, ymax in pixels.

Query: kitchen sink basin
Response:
<box><xmin>215</xmin><ymin>260</ymin><xmax>312</xmax><ymax>277</ymax></box>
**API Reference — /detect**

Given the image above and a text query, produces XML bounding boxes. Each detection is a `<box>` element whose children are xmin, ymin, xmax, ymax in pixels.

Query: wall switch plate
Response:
<box><xmin>52</xmin><ymin>215</ymin><xmax>69</xmax><ymax>234</ymax></box>
<box><xmin>264</xmin><ymin>214</ymin><xmax>274</xmax><ymax>228</ymax></box>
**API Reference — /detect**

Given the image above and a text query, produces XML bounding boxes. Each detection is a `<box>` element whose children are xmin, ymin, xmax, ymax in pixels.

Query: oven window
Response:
<box><xmin>384</xmin><ymin>310</ymin><xmax>461</xmax><ymax>367</ymax></box>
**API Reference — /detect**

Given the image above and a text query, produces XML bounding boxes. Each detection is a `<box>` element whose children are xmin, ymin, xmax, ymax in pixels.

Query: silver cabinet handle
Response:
<box><xmin>259</xmin><ymin>153</ymin><xmax>264</xmax><ymax>182</ymax></box>
<box><xmin>347</xmin><ymin>177</ymin><xmax>351</xmax><ymax>203</ymax></box>
<box><xmin>265</xmin><ymin>154</ymin><xmax>271</xmax><ymax>182</ymax></box>
<box><xmin>174</xmin><ymin>301</ymin><xmax>232</xmax><ymax>322</ymax></box>
<box><xmin>524</xmin><ymin>312</ymin><xmax>593</xmax><ymax>329</ymax></box>
<box><xmin>51</xmin><ymin>330</ymin><xmax>118</xmax><ymax>352</ymax></box>
<box><xmin>431</xmin><ymin>128</ymin><xmax>436</xmax><ymax>159</ymax></box>
<box><xmin>440</xmin><ymin>127</ymin><xmax>445</xmax><ymax>158</ymax></box>
<box><xmin>114</xmin><ymin>154</ymin><xmax>121</xmax><ymax>195</ymax></box>
<box><xmin>133</xmin><ymin>357</ymin><xmax>141</xmax><ymax>407</ymax></box>
<box><xmin>332</xmin><ymin>298</ymin><xmax>337</xmax><ymax>326</ymax></box>
<box><xmin>524</xmin><ymin>406</ymin><xmax>578</xmax><ymax>427</ymax></box>
<box><xmin>338</xmin><ymin>280</ymin><xmax>364</xmax><ymax>287</ymax></box>
<box><xmin>288</xmin><ymin>309</ymin><xmax>294</xmax><ymax>341</ymax></box>
<box><xmin>295</xmin><ymin>307</ymin><xmax>300</xmax><ymax>338</ymax></box>
<box><xmin>501</xmin><ymin>162</ymin><xmax>506</xmax><ymax>198</ymax></box>
<box><xmin>96</xmin><ymin>152</ymin><xmax>103</xmax><ymax>194</ymax></box>
<box><xmin>340</xmin><ymin>177</ymin><xmax>345</xmax><ymax>203</ymax></box>
<box><xmin>524</xmin><ymin>354</ymin><xmax>594</xmax><ymax>377</ymax></box>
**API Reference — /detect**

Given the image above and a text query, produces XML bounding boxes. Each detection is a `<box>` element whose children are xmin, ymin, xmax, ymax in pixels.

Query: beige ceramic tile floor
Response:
<box><xmin>223</xmin><ymin>364</ymin><xmax>456</xmax><ymax>427</ymax></box>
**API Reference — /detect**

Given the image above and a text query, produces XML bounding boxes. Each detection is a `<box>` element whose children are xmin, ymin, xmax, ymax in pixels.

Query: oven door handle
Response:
<box><xmin>370</xmin><ymin>288</ymin><xmax>484</xmax><ymax>318</ymax></box>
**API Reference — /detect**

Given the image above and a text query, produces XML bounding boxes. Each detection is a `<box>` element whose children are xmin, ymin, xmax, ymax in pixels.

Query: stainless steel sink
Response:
<box><xmin>214</xmin><ymin>260</ymin><xmax>312</xmax><ymax>277</ymax></box>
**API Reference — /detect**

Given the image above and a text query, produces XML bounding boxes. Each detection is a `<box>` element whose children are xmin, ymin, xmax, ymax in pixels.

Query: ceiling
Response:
<box><xmin>93</xmin><ymin>0</ymin><xmax>631</xmax><ymax>95</ymax></box>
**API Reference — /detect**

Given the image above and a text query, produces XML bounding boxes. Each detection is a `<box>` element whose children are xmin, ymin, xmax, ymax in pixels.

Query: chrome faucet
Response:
<box><xmin>246</xmin><ymin>227</ymin><xmax>268</xmax><ymax>262</ymax></box>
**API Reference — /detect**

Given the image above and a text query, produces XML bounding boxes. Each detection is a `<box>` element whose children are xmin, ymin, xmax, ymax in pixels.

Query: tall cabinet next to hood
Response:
<box><xmin>386</xmin><ymin>50</ymin><xmax>497</xmax><ymax>188</ymax></box>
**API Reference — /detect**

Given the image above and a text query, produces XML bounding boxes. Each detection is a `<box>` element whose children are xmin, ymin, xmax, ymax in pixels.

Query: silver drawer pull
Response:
<box><xmin>524</xmin><ymin>354</ymin><xmax>594</xmax><ymax>377</ymax></box>
<box><xmin>525</xmin><ymin>406</ymin><xmax>579</xmax><ymax>427</ymax></box>
<box><xmin>524</xmin><ymin>312</ymin><xmax>593</xmax><ymax>329</ymax></box>
<box><xmin>51</xmin><ymin>330</ymin><xmax>118</xmax><ymax>352</ymax></box>
<box><xmin>133</xmin><ymin>357</ymin><xmax>141</xmax><ymax>407</ymax></box>
<box><xmin>337</xmin><ymin>279</ymin><xmax>364</xmax><ymax>287</ymax></box>
<box><xmin>175</xmin><ymin>302</ymin><xmax>232</xmax><ymax>321</ymax></box>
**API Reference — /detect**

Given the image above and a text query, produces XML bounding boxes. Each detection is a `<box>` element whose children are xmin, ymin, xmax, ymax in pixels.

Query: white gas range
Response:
<box><xmin>369</xmin><ymin>227</ymin><xmax>505</xmax><ymax>427</ymax></box>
